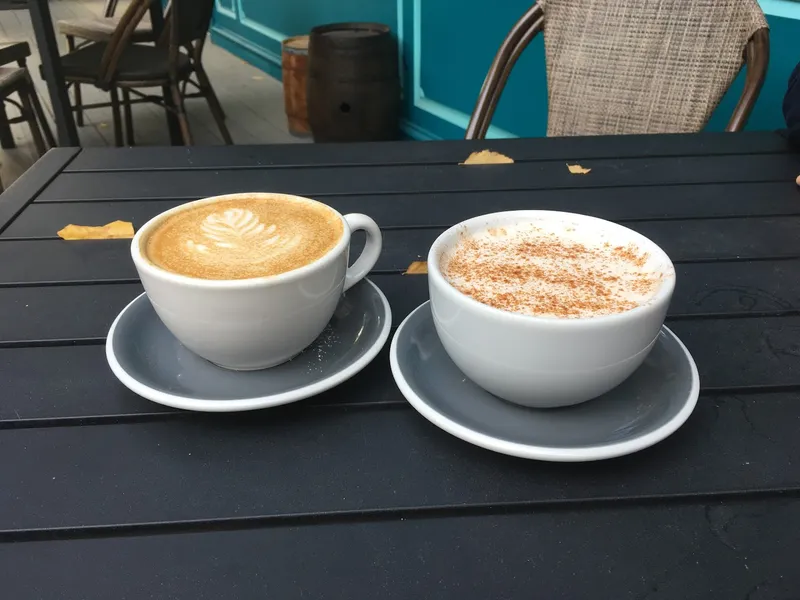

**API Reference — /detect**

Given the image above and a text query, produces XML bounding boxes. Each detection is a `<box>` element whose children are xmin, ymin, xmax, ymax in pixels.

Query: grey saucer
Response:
<box><xmin>390</xmin><ymin>302</ymin><xmax>699</xmax><ymax>462</ymax></box>
<box><xmin>106</xmin><ymin>279</ymin><xmax>391</xmax><ymax>412</ymax></box>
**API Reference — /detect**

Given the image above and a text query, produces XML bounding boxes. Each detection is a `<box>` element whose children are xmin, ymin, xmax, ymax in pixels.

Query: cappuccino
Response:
<box><xmin>441</xmin><ymin>222</ymin><xmax>666</xmax><ymax>319</ymax></box>
<box><xmin>144</xmin><ymin>195</ymin><xmax>343</xmax><ymax>280</ymax></box>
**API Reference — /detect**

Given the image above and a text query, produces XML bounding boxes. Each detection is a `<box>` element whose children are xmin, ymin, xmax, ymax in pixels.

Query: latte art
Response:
<box><xmin>144</xmin><ymin>195</ymin><xmax>343</xmax><ymax>280</ymax></box>
<box><xmin>201</xmin><ymin>208</ymin><xmax>269</xmax><ymax>247</ymax></box>
<box><xmin>184</xmin><ymin>209</ymin><xmax>302</xmax><ymax>259</ymax></box>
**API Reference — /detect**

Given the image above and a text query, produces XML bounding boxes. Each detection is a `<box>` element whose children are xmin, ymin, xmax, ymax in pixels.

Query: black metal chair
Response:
<box><xmin>57</xmin><ymin>0</ymin><xmax>231</xmax><ymax>146</ymax></box>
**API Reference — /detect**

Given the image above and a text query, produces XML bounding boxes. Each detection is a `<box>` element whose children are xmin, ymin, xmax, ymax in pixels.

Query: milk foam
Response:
<box><xmin>440</xmin><ymin>220</ymin><xmax>669</xmax><ymax>318</ymax></box>
<box><xmin>145</xmin><ymin>196</ymin><xmax>343</xmax><ymax>280</ymax></box>
<box><xmin>185</xmin><ymin>208</ymin><xmax>301</xmax><ymax>257</ymax></box>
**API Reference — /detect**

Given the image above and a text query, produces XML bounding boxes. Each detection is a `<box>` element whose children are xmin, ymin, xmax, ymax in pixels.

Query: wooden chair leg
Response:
<box><xmin>121</xmin><ymin>88</ymin><xmax>134</xmax><ymax>146</ymax></box>
<box><xmin>27</xmin><ymin>74</ymin><xmax>55</xmax><ymax>148</ymax></box>
<box><xmin>0</xmin><ymin>101</ymin><xmax>16</xmax><ymax>149</ymax></box>
<box><xmin>65</xmin><ymin>36</ymin><xmax>84</xmax><ymax>127</ymax></box>
<box><xmin>194</xmin><ymin>68</ymin><xmax>232</xmax><ymax>144</ymax></box>
<box><xmin>109</xmin><ymin>86</ymin><xmax>123</xmax><ymax>147</ymax></box>
<box><xmin>18</xmin><ymin>82</ymin><xmax>47</xmax><ymax>156</ymax></box>
<box><xmin>169</xmin><ymin>82</ymin><xmax>193</xmax><ymax>146</ymax></box>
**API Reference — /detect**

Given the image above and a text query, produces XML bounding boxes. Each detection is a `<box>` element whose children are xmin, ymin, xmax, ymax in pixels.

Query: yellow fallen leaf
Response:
<box><xmin>567</xmin><ymin>163</ymin><xmax>591</xmax><ymax>174</ymax></box>
<box><xmin>404</xmin><ymin>261</ymin><xmax>428</xmax><ymax>275</ymax></box>
<box><xmin>251</xmin><ymin>75</ymin><xmax>264</xmax><ymax>80</ymax></box>
<box><xmin>57</xmin><ymin>220</ymin><xmax>135</xmax><ymax>240</ymax></box>
<box><xmin>460</xmin><ymin>150</ymin><xmax>514</xmax><ymax>165</ymax></box>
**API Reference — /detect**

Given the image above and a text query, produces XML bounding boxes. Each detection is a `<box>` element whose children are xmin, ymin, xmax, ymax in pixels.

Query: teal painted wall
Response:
<box><xmin>210</xmin><ymin>0</ymin><xmax>396</xmax><ymax>82</ymax></box>
<box><xmin>210</xmin><ymin>0</ymin><xmax>800</xmax><ymax>140</ymax></box>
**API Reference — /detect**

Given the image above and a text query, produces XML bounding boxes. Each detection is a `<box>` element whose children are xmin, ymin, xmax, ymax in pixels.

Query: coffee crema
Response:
<box><xmin>440</xmin><ymin>222</ymin><xmax>666</xmax><ymax>318</ymax></box>
<box><xmin>144</xmin><ymin>196</ymin><xmax>343</xmax><ymax>280</ymax></box>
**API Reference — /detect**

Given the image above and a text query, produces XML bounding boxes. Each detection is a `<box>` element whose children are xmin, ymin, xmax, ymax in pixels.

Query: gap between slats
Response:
<box><xmin>0</xmin><ymin>385</ymin><xmax>798</xmax><ymax>431</ymax></box>
<box><xmin>30</xmin><ymin>177</ymin><xmax>800</xmax><ymax>203</ymax></box>
<box><xmin>61</xmin><ymin>147</ymin><xmax>796</xmax><ymax>173</ymax></box>
<box><xmin>0</xmin><ymin>487</ymin><xmax>798</xmax><ymax>544</ymax></box>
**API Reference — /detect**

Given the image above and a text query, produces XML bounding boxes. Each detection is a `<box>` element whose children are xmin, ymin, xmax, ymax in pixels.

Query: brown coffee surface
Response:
<box><xmin>441</xmin><ymin>224</ymin><xmax>665</xmax><ymax>318</ymax></box>
<box><xmin>144</xmin><ymin>196</ymin><xmax>343</xmax><ymax>280</ymax></box>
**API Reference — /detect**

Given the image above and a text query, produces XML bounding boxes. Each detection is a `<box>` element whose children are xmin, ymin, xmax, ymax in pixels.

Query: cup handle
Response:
<box><xmin>342</xmin><ymin>213</ymin><xmax>382</xmax><ymax>292</ymax></box>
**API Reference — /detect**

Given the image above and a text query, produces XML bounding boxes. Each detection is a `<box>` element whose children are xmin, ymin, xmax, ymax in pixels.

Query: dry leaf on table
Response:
<box><xmin>460</xmin><ymin>150</ymin><xmax>514</xmax><ymax>165</ymax></box>
<box><xmin>567</xmin><ymin>163</ymin><xmax>591</xmax><ymax>174</ymax></box>
<box><xmin>404</xmin><ymin>261</ymin><xmax>428</xmax><ymax>275</ymax></box>
<box><xmin>57</xmin><ymin>220</ymin><xmax>135</xmax><ymax>240</ymax></box>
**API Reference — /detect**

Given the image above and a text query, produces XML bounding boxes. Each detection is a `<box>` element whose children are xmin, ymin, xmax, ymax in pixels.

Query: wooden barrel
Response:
<box><xmin>281</xmin><ymin>35</ymin><xmax>311</xmax><ymax>136</ymax></box>
<box><xmin>307</xmin><ymin>22</ymin><xmax>400</xmax><ymax>143</ymax></box>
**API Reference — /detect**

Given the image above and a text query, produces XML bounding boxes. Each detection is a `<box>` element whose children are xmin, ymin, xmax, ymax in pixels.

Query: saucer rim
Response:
<box><xmin>389</xmin><ymin>301</ymin><xmax>700</xmax><ymax>462</ymax></box>
<box><xmin>106</xmin><ymin>278</ymin><xmax>392</xmax><ymax>412</ymax></box>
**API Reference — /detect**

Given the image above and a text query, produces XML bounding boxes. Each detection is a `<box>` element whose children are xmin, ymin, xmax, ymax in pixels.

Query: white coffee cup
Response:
<box><xmin>428</xmin><ymin>210</ymin><xmax>675</xmax><ymax>408</ymax></box>
<box><xmin>131</xmin><ymin>193</ymin><xmax>382</xmax><ymax>370</ymax></box>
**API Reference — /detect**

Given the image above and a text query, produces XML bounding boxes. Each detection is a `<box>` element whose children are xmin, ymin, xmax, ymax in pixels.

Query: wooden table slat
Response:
<box><xmin>2</xmin><ymin>264</ymin><xmax>800</xmax><ymax>341</ymax></box>
<box><xmin>3</xmin><ymin>274</ymin><xmax>800</xmax><ymax>426</ymax></box>
<box><xmin>64</xmin><ymin>131</ymin><xmax>793</xmax><ymax>171</ymax></box>
<box><xmin>0</xmin><ymin>283</ymin><xmax>142</xmax><ymax>343</ymax></box>
<box><xmin>2</xmin><ymin>313</ymin><xmax>800</xmax><ymax>422</ymax></box>
<box><xmin>7</xmin><ymin>181</ymin><xmax>800</xmax><ymax>237</ymax></box>
<box><xmin>0</xmin><ymin>394</ymin><xmax>798</xmax><ymax>533</ymax></box>
<box><xmin>0</xmin><ymin>218</ymin><xmax>800</xmax><ymax>287</ymax></box>
<box><xmin>37</xmin><ymin>154</ymin><xmax>800</xmax><ymax>201</ymax></box>
<box><xmin>1</xmin><ymin>497</ymin><xmax>797</xmax><ymax>599</ymax></box>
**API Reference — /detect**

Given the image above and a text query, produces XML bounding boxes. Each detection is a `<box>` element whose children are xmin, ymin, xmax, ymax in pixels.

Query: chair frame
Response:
<box><xmin>465</xmin><ymin>3</ymin><xmax>770</xmax><ymax>139</ymax></box>
<box><xmin>0</xmin><ymin>56</ymin><xmax>55</xmax><ymax>193</ymax></box>
<box><xmin>0</xmin><ymin>42</ymin><xmax>54</xmax><ymax>154</ymax></box>
<box><xmin>61</xmin><ymin>0</ymin><xmax>231</xmax><ymax>146</ymax></box>
<box><xmin>64</xmin><ymin>0</ymin><xmax>128</xmax><ymax>126</ymax></box>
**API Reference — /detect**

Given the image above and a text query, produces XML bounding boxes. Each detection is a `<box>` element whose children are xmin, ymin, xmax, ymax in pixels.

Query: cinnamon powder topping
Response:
<box><xmin>440</xmin><ymin>225</ymin><xmax>666</xmax><ymax>319</ymax></box>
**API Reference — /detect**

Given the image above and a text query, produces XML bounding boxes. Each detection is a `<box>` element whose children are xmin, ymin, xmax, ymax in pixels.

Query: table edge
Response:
<box><xmin>0</xmin><ymin>148</ymin><xmax>79</xmax><ymax>232</ymax></box>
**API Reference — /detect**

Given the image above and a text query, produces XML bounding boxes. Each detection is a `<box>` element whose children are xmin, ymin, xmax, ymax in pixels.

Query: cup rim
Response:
<box><xmin>131</xmin><ymin>192</ymin><xmax>351</xmax><ymax>288</ymax></box>
<box><xmin>427</xmin><ymin>210</ymin><xmax>676</xmax><ymax>327</ymax></box>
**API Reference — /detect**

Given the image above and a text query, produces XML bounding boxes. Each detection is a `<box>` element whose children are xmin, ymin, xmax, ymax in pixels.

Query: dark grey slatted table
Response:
<box><xmin>1</xmin><ymin>132</ymin><xmax>800</xmax><ymax>599</ymax></box>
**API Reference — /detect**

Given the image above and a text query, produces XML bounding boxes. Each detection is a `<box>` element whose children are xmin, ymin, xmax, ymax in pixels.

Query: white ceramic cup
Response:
<box><xmin>428</xmin><ymin>210</ymin><xmax>676</xmax><ymax>408</ymax></box>
<box><xmin>131</xmin><ymin>193</ymin><xmax>382</xmax><ymax>370</ymax></box>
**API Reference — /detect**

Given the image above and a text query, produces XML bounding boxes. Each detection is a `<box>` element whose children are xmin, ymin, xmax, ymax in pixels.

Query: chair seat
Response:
<box><xmin>57</xmin><ymin>17</ymin><xmax>154</xmax><ymax>44</ymax></box>
<box><xmin>60</xmin><ymin>42</ymin><xmax>191</xmax><ymax>83</ymax></box>
<box><xmin>0</xmin><ymin>66</ymin><xmax>25</xmax><ymax>92</ymax></box>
